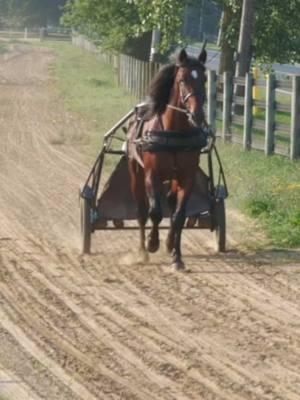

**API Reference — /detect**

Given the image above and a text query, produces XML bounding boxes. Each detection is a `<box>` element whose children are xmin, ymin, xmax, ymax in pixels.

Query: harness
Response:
<box><xmin>132</xmin><ymin>101</ymin><xmax>209</xmax><ymax>154</ymax></box>
<box><xmin>138</xmin><ymin>128</ymin><xmax>208</xmax><ymax>153</ymax></box>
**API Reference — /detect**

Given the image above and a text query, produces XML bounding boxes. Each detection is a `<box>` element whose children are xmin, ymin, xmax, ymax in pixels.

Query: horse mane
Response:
<box><xmin>147</xmin><ymin>64</ymin><xmax>177</xmax><ymax>116</ymax></box>
<box><xmin>146</xmin><ymin>57</ymin><xmax>205</xmax><ymax>117</ymax></box>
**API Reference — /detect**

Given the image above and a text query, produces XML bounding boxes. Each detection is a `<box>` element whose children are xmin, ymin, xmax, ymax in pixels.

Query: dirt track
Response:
<box><xmin>0</xmin><ymin>45</ymin><xmax>300</xmax><ymax>400</ymax></box>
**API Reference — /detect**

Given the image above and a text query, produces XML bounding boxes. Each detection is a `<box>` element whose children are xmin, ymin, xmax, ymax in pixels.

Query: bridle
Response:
<box><xmin>167</xmin><ymin>66</ymin><xmax>207</xmax><ymax>126</ymax></box>
<box><xmin>181</xmin><ymin>91</ymin><xmax>202</xmax><ymax>104</ymax></box>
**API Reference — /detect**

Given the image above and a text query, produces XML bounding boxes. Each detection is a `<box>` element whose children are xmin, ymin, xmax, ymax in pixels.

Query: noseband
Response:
<box><xmin>181</xmin><ymin>91</ymin><xmax>203</xmax><ymax>106</ymax></box>
<box><xmin>167</xmin><ymin>85</ymin><xmax>204</xmax><ymax>120</ymax></box>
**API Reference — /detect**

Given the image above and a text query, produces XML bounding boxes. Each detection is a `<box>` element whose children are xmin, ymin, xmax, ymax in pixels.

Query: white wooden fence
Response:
<box><xmin>0</xmin><ymin>28</ymin><xmax>71</xmax><ymax>41</ymax></box>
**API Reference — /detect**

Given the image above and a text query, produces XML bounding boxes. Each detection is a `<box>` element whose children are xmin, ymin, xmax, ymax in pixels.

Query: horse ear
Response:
<box><xmin>198</xmin><ymin>49</ymin><xmax>207</xmax><ymax>64</ymax></box>
<box><xmin>177</xmin><ymin>49</ymin><xmax>188</xmax><ymax>65</ymax></box>
<box><xmin>199</xmin><ymin>39</ymin><xmax>207</xmax><ymax>64</ymax></box>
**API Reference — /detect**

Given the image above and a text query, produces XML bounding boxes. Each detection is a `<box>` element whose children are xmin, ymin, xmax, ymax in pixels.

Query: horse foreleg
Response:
<box><xmin>171</xmin><ymin>208</ymin><xmax>186</xmax><ymax>270</ymax></box>
<box><xmin>129</xmin><ymin>161</ymin><xmax>148</xmax><ymax>262</ymax></box>
<box><xmin>166</xmin><ymin>180</ymin><xmax>177</xmax><ymax>253</ymax></box>
<box><xmin>137</xmin><ymin>201</ymin><xmax>148</xmax><ymax>262</ymax></box>
<box><xmin>145</xmin><ymin>172</ymin><xmax>162</xmax><ymax>253</ymax></box>
<box><xmin>170</xmin><ymin>187</ymin><xmax>191</xmax><ymax>270</ymax></box>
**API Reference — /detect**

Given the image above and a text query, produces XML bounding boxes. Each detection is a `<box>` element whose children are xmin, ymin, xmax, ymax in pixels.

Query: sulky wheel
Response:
<box><xmin>80</xmin><ymin>197</ymin><xmax>92</xmax><ymax>254</ymax></box>
<box><xmin>214</xmin><ymin>198</ymin><xmax>226</xmax><ymax>252</ymax></box>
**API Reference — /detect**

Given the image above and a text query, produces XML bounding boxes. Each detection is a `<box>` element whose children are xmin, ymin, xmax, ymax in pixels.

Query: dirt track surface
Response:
<box><xmin>0</xmin><ymin>45</ymin><xmax>300</xmax><ymax>400</ymax></box>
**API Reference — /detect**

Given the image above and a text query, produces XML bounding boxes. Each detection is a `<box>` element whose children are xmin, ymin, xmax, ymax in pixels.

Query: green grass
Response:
<box><xmin>41</xmin><ymin>41</ymin><xmax>300</xmax><ymax>249</ymax></box>
<box><xmin>188</xmin><ymin>40</ymin><xmax>220</xmax><ymax>51</ymax></box>
<box><xmin>42</xmin><ymin>41</ymin><xmax>136</xmax><ymax>161</ymax></box>
<box><xmin>218</xmin><ymin>141</ymin><xmax>300</xmax><ymax>248</ymax></box>
<box><xmin>0</xmin><ymin>42</ymin><xmax>8</xmax><ymax>54</ymax></box>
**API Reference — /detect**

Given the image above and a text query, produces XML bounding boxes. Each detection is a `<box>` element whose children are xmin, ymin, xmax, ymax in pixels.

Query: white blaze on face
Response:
<box><xmin>191</xmin><ymin>70</ymin><xmax>198</xmax><ymax>79</ymax></box>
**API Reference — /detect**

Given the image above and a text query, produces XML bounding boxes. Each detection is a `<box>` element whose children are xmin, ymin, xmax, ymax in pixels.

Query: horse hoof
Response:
<box><xmin>147</xmin><ymin>239</ymin><xmax>159</xmax><ymax>253</ymax></box>
<box><xmin>113</xmin><ymin>219</ymin><xmax>124</xmax><ymax>228</ymax></box>
<box><xmin>186</xmin><ymin>217</ymin><xmax>197</xmax><ymax>228</ymax></box>
<box><xmin>171</xmin><ymin>260</ymin><xmax>185</xmax><ymax>271</ymax></box>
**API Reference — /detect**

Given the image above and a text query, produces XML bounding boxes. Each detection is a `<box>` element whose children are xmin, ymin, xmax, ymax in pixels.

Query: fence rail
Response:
<box><xmin>72</xmin><ymin>35</ymin><xmax>300</xmax><ymax>160</ymax></box>
<box><xmin>0</xmin><ymin>28</ymin><xmax>71</xmax><ymax>41</ymax></box>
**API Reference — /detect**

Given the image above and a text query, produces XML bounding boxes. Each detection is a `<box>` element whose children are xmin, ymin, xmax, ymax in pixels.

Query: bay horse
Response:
<box><xmin>128</xmin><ymin>47</ymin><xmax>208</xmax><ymax>269</ymax></box>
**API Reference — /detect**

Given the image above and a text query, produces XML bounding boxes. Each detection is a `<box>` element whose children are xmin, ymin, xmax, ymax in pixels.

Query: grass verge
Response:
<box><xmin>0</xmin><ymin>42</ymin><xmax>8</xmax><ymax>54</ymax></box>
<box><xmin>41</xmin><ymin>41</ymin><xmax>300</xmax><ymax>249</ymax></box>
<box><xmin>218</xmin><ymin>141</ymin><xmax>300</xmax><ymax>248</ymax></box>
<box><xmin>42</xmin><ymin>41</ymin><xmax>136</xmax><ymax>161</ymax></box>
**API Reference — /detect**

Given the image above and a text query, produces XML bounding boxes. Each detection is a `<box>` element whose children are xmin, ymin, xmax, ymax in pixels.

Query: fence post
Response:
<box><xmin>243</xmin><ymin>72</ymin><xmax>253</xmax><ymax>150</ymax></box>
<box><xmin>222</xmin><ymin>72</ymin><xmax>232</xmax><ymax>141</ymax></box>
<box><xmin>134</xmin><ymin>58</ymin><xmax>138</xmax><ymax>98</ymax></box>
<box><xmin>116</xmin><ymin>54</ymin><xmax>120</xmax><ymax>87</ymax></box>
<box><xmin>138</xmin><ymin>60</ymin><xmax>143</xmax><ymax>100</ymax></box>
<box><xmin>145</xmin><ymin>61</ymin><xmax>150</xmax><ymax>96</ymax></box>
<box><xmin>24</xmin><ymin>27</ymin><xmax>28</xmax><ymax>40</ymax></box>
<box><xmin>40</xmin><ymin>27</ymin><xmax>45</xmax><ymax>42</ymax></box>
<box><xmin>129</xmin><ymin>56</ymin><xmax>133</xmax><ymax>94</ymax></box>
<box><xmin>290</xmin><ymin>75</ymin><xmax>300</xmax><ymax>160</ymax></box>
<box><xmin>136</xmin><ymin>59</ymin><xmax>140</xmax><ymax>99</ymax></box>
<box><xmin>118</xmin><ymin>54</ymin><xmax>122</xmax><ymax>87</ymax></box>
<box><xmin>207</xmin><ymin>70</ymin><xmax>217</xmax><ymax>133</ymax></box>
<box><xmin>120</xmin><ymin>54</ymin><xmax>124</xmax><ymax>88</ymax></box>
<box><xmin>265</xmin><ymin>74</ymin><xmax>275</xmax><ymax>155</ymax></box>
<box><xmin>123</xmin><ymin>56</ymin><xmax>127</xmax><ymax>89</ymax></box>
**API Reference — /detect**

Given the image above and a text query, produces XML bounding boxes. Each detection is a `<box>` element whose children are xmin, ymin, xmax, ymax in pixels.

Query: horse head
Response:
<box><xmin>174</xmin><ymin>46</ymin><xmax>207</xmax><ymax>127</ymax></box>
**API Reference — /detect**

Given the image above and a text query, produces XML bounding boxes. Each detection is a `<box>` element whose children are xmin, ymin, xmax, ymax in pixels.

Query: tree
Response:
<box><xmin>62</xmin><ymin>0</ymin><xmax>198</xmax><ymax>56</ymax></box>
<box><xmin>130</xmin><ymin>0</ymin><xmax>188</xmax><ymax>52</ymax></box>
<box><xmin>217</xmin><ymin>0</ymin><xmax>300</xmax><ymax>75</ymax></box>
<box><xmin>0</xmin><ymin>0</ymin><xmax>67</xmax><ymax>28</ymax></box>
<box><xmin>254</xmin><ymin>0</ymin><xmax>300</xmax><ymax>65</ymax></box>
<box><xmin>235</xmin><ymin>0</ymin><xmax>254</xmax><ymax>78</ymax></box>
<box><xmin>218</xmin><ymin>1</ymin><xmax>241</xmax><ymax>75</ymax></box>
<box><xmin>0</xmin><ymin>0</ymin><xmax>29</xmax><ymax>28</ymax></box>
<box><xmin>62</xmin><ymin>0</ymin><xmax>140</xmax><ymax>52</ymax></box>
<box><xmin>62</xmin><ymin>0</ymin><xmax>299</xmax><ymax>67</ymax></box>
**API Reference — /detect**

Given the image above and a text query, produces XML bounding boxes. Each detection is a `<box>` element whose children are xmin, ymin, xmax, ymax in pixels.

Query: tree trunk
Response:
<box><xmin>218</xmin><ymin>6</ymin><xmax>235</xmax><ymax>76</ymax></box>
<box><xmin>218</xmin><ymin>5</ymin><xmax>236</xmax><ymax>120</ymax></box>
<box><xmin>234</xmin><ymin>0</ymin><xmax>255</xmax><ymax>114</ymax></box>
<box><xmin>123</xmin><ymin>31</ymin><xmax>152</xmax><ymax>61</ymax></box>
<box><xmin>235</xmin><ymin>0</ymin><xmax>254</xmax><ymax>78</ymax></box>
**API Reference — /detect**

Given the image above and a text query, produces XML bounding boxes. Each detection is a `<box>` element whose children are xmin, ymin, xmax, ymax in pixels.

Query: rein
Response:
<box><xmin>181</xmin><ymin>92</ymin><xmax>203</xmax><ymax>104</ymax></box>
<box><xmin>166</xmin><ymin>103</ymin><xmax>209</xmax><ymax>131</ymax></box>
<box><xmin>167</xmin><ymin>88</ymin><xmax>204</xmax><ymax>119</ymax></box>
<box><xmin>167</xmin><ymin>104</ymin><xmax>188</xmax><ymax>114</ymax></box>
